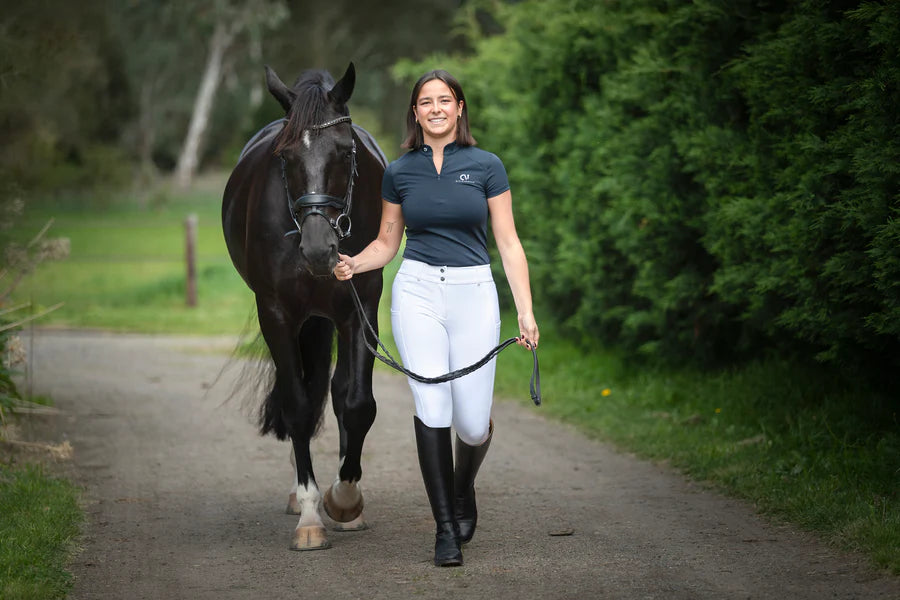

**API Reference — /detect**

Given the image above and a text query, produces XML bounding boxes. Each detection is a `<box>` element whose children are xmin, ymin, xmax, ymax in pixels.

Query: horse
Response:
<box><xmin>222</xmin><ymin>63</ymin><xmax>387</xmax><ymax>550</ymax></box>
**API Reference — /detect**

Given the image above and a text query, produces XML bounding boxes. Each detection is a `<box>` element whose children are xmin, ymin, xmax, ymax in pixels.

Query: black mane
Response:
<box><xmin>274</xmin><ymin>70</ymin><xmax>346</xmax><ymax>153</ymax></box>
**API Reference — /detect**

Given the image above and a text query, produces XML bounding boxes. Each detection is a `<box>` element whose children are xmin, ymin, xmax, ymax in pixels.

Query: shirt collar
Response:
<box><xmin>421</xmin><ymin>141</ymin><xmax>460</xmax><ymax>155</ymax></box>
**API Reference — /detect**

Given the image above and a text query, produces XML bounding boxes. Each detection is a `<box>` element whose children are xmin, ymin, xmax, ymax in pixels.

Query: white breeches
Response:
<box><xmin>391</xmin><ymin>259</ymin><xmax>500</xmax><ymax>446</ymax></box>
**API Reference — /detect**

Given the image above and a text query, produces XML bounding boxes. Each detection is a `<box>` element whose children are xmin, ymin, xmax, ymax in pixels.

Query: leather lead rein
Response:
<box><xmin>347</xmin><ymin>279</ymin><xmax>542</xmax><ymax>406</ymax></box>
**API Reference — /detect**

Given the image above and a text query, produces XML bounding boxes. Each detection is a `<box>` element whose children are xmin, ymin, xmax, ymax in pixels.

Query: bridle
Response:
<box><xmin>280</xmin><ymin>115</ymin><xmax>357</xmax><ymax>240</ymax></box>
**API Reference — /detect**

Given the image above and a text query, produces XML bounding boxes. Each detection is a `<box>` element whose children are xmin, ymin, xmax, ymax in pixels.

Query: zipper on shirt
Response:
<box><xmin>422</xmin><ymin>146</ymin><xmax>443</xmax><ymax>179</ymax></box>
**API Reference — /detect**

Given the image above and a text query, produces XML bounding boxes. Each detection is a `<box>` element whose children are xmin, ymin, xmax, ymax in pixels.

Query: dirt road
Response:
<box><xmin>24</xmin><ymin>330</ymin><xmax>899</xmax><ymax>599</ymax></box>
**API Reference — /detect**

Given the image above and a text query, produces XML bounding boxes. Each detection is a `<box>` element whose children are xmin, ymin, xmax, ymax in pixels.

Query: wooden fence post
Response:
<box><xmin>185</xmin><ymin>214</ymin><xmax>198</xmax><ymax>307</ymax></box>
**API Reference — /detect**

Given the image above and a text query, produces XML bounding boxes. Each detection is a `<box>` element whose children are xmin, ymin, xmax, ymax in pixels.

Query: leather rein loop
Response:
<box><xmin>281</xmin><ymin>115</ymin><xmax>356</xmax><ymax>240</ymax></box>
<box><xmin>347</xmin><ymin>279</ymin><xmax>542</xmax><ymax>406</ymax></box>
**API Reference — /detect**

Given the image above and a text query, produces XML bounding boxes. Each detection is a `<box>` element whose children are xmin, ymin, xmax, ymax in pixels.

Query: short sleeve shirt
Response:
<box><xmin>382</xmin><ymin>142</ymin><xmax>510</xmax><ymax>267</ymax></box>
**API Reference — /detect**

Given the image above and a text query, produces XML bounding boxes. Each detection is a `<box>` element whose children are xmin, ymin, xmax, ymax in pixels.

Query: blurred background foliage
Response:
<box><xmin>0</xmin><ymin>0</ymin><xmax>464</xmax><ymax>201</ymax></box>
<box><xmin>1</xmin><ymin>0</ymin><xmax>898</xmax><ymax>392</ymax></box>
<box><xmin>401</xmin><ymin>0</ymin><xmax>899</xmax><ymax>393</ymax></box>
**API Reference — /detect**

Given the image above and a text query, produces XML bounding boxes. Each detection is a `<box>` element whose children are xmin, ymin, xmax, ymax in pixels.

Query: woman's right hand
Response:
<box><xmin>516</xmin><ymin>311</ymin><xmax>540</xmax><ymax>350</ymax></box>
<box><xmin>334</xmin><ymin>253</ymin><xmax>355</xmax><ymax>280</ymax></box>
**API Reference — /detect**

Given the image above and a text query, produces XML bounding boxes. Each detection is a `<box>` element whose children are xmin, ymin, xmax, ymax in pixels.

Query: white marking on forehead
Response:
<box><xmin>302</xmin><ymin>130</ymin><xmax>311</xmax><ymax>148</ymax></box>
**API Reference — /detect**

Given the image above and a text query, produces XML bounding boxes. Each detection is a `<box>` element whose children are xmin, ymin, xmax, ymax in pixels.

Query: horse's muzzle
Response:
<box><xmin>299</xmin><ymin>246</ymin><xmax>339</xmax><ymax>278</ymax></box>
<box><xmin>297</xmin><ymin>215</ymin><xmax>340</xmax><ymax>277</ymax></box>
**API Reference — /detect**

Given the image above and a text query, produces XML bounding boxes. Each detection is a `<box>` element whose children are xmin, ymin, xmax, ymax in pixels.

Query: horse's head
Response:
<box><xmin>267</xmin><ymin>63</ymin><xmax>357</xmax><ymax>277</ymax></box>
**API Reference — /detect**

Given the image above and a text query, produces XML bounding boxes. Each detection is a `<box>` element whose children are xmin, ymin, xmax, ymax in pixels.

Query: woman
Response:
<box><xmin>333</xmin><ymin>69</ymin><xmax>539</xmax><ymax>567</ymax></box>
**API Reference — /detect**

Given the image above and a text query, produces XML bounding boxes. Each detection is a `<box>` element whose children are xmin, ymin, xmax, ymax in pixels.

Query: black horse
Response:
<box><xmin>222</xmin><ymin>63</ymin><xmax>387</xmax><ymax>550</ymax></box>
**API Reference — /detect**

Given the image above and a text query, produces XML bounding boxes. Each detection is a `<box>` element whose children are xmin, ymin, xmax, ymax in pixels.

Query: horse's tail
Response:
<box><xmin>259</xmin><ymin>316</ymin><xmax>335</xmax><ymax>440</ymax></box>
<box><xmin>211</xmin><ymin>307</ymin><xmax>276</xmax><ymax>423</ymax></box>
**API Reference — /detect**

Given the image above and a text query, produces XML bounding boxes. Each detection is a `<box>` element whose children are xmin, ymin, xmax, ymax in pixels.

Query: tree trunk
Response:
<box><xmin>135</xmin><ymin>80</ymin><xmax>159</xmax><ymax>205</ymax></box>
<box><xmin>174</xmin><ymin>21</ymin><xmax>231</xmax><ymax>189</ymax></box>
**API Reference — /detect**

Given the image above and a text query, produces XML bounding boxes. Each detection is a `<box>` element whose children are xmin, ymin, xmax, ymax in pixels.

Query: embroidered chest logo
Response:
<box><xmin>456</xmin><ymin>173</ymin><xmax>472</xmax><ymax>183</ymax></box>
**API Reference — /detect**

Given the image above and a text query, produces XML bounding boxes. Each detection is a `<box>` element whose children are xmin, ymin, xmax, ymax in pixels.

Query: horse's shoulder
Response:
<box><xmin>238</xmin><ymin>119</ymin><xmax>286</xmax><ymax>163</ymax></box>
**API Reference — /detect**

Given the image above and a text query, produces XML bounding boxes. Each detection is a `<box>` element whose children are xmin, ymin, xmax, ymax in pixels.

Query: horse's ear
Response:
<box><xmin>265</xmin><ymin>65</ymin><xmax>295</xmax><ymax>113</ymax></box>
<box><xmin>328</xmin><ymin>62</ymin><xmax>355</xmax><ymax>106</ymax></box>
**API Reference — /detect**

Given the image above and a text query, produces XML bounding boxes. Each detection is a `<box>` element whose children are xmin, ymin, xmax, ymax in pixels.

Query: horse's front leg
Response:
<box><xmin>257</xmin><ymin>297</ymin><xmax>330</xmax><ymax>551</ymax></box>
<box><xmin>288</xmin><ymin>435</ymin><xmax>330</xmax><ymax>550</ymax></box>
<box><xmin>323</xmin><ymin>306</ymin><xmax>377</xmax><ymax>529</ymax></box>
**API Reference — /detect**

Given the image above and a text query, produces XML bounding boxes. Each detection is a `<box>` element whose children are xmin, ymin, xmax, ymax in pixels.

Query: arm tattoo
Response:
<box><xmin>386</xmin><ymin>221</ymin><xmax>396</xmax><ymax>234</ymax></box>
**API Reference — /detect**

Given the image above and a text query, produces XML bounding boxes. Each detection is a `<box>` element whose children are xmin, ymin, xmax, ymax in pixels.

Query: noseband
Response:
<box><xmin>281</xmin><ymin>115</ymin><xmax>357</xmax><ymax>240</ymax></box>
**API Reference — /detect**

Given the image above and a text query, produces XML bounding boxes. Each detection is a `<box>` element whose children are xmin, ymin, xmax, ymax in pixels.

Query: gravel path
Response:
<box><xmin>23</xmin><ymin>330</ymin><xmax>900</xmax><ymax>599</ymax></box>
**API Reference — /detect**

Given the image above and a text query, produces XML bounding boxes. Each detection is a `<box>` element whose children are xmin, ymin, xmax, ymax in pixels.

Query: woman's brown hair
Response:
<box><xmin>401</xmin><ymin>70</ymin><xmax>477</xmax><ymax>150</ymax></box>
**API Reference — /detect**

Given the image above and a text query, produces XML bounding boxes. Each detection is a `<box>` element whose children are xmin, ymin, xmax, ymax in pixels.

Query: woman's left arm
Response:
<box><xmin>488</xmin><ymin>190</ymin><xmax>539</xmax><ymax>349</ymax></box>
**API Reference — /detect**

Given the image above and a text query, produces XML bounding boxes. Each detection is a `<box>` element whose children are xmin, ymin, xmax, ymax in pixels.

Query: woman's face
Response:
<box><xmin>414</xmin><ymin>79</ymin><xmax>463</xmax><ymax>144</ymax></box>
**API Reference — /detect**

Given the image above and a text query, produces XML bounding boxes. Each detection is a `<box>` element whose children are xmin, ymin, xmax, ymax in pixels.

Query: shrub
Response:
<box><xmin>399</xmin><ymin>0</ymin><xmax>900</xmax><ymax>382</ymax></box>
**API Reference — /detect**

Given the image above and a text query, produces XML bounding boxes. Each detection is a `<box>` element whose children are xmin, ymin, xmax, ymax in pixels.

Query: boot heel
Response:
<box><xmin>434</xmin><ymin>522</ymin><xmax>463</xmax><ymax>566</ymax></box>
<box><xmin>414</xmin><ymin>416</ymin><xmax>463</xmax><ymax>567</ymax></box>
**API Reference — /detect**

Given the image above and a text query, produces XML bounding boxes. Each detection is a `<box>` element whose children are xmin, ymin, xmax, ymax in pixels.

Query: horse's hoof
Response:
<box><xmin>285</xmin><ymin>493</ymin><xmax>302</xmax><ymax>515</ymax></box>
<box><xmin>332</xmin><ymin>513</ymin><xmax>368</xmax><ymax>532</ymax></box>
<box><xmin>290</xmin><ymin>526</ymin><xmax>331</xmax><ymax>551</ymax></box>
<box><xmin>323</xmin><ymin>486</ymin><xmax>364</xmax><ymax>523</ymax></box>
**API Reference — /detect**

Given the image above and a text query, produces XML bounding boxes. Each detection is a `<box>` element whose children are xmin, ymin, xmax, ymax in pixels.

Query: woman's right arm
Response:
<box><xmin>334</xmin><ymin>199</ymin><xmax>404</xmax><ymax>280</ymax></box>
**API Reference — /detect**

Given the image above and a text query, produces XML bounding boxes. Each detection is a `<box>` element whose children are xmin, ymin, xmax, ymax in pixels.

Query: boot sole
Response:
<box><xmin>436</xmin><ymin>557</ymin><xmax>463</xmax><ymax>567</ymax></box>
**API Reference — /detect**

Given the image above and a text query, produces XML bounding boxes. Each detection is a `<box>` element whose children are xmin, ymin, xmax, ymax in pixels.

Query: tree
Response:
<box><xmin>403</xmin><ymin>0</ymin><xmax>900</xmax><ymax>379</ymax></box>
<box><xmin>0</xmin><ymin>1</ymin><xmax>131</xmax><ymax>195</ymax></box>
<box><xmin>173</xmin><ymin>0</ymin><xmax>287</xmax><ymax>188</ymax></box>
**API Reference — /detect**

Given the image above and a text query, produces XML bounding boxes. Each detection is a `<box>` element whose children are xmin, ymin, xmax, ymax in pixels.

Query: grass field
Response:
<box><xmin>9</xmin><ymin>178</ymin><xmax>900</xmax><ymax>576</ymax></box>
<box><xmin>0</xmin><ymin>463</ymin><xmax>82</xmax><ymax>600</ymax></box>
<box><xmin>11</xmin><ymin>179</ymin><xmax>254</xmax><ymax>334</ymax></box>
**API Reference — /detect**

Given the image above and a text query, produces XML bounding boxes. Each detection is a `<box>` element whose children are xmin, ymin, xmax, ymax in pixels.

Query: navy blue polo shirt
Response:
<box><xmin>382</xmin><ymin>143</ymin><xmax>510</xmax><ymax>267</ymax></box>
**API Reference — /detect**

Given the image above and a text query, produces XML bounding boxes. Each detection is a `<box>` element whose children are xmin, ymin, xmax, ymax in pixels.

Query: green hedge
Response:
<box><xmin>400</xmin><ymin>0</ymin><xmax>900</xmax><ymax>377</ymax></box>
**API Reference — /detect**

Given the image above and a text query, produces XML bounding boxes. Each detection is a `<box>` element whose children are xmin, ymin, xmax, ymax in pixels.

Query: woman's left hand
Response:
<box><xmin>516</xmin><ymin>312</ymin><xmax>539</xmax><ymax>350</ymax></box>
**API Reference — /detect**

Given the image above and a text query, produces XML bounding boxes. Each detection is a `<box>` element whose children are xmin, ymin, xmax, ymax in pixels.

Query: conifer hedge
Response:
<box><xmin>422</xmin><ymin>0</ymin><xmax>899</xmax><ymax>374</ymax></box>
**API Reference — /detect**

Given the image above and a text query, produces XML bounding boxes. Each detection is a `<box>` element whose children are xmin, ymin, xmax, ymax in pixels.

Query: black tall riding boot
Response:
<box><xmin>454</xmin><ymin>420</ymin><xmax>493</xmax><ymax>544</ymax></box>
<box><xmin>413</xmin><ymin>416</ymin><xmax>463</xmax><ymax>567</ymax></box>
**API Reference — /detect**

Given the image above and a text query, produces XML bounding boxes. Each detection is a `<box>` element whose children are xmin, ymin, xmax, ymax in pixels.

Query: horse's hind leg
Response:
<box><xmin>323</xmin><ymin>323</ymin><xmax>377</xmax><ymax>528</ymax></box>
